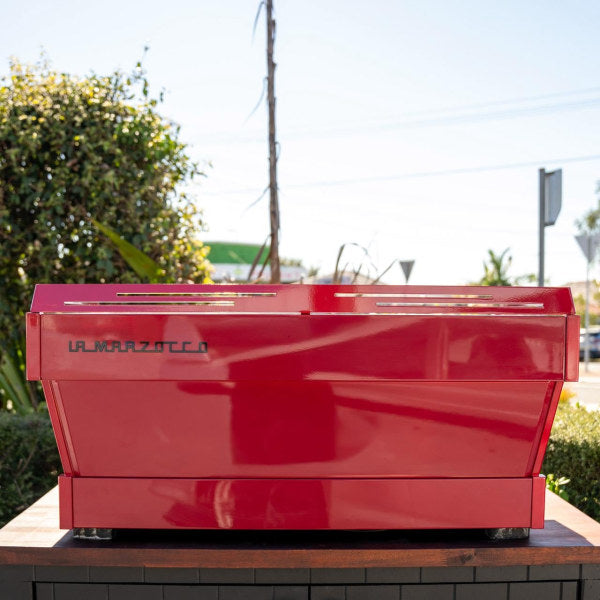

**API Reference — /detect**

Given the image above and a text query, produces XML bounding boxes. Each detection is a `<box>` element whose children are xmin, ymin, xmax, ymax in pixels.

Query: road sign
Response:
<box><xmin>575</xmin><ymin>233</ymin><xmax>600</xmax><ymax>371</ymax></box>
<box><xmin>544</xmin><ymin>169</ymin><xmax>562</xmax><ymax>226</ymax></box>
<box><xmin>400</xmin><ymin>260</ymin><xmax>415</xmax><ymax>283</ymax></box>
<box><xmin>575</xmin><ymin>234</ymin><xmax>600</xmax><ymax>263</ymax></box>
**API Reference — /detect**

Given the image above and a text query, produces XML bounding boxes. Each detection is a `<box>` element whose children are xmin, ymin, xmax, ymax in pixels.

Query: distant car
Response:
<box><xmin>580</xmin><ymin>329</ymin><xmax>600</xmax><ymax>359</ymax></box>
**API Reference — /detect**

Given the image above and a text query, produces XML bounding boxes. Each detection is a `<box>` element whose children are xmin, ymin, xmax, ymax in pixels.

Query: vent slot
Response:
<box><xmin>116</xmin><ymin>292</ymin><xmax>276</xmax><ymax>298</ymax></box>
<box><xmin>64</xmin><ymin>301</ymin><xmax>235</xmax><ymax>306</ymax></box>
<box><xmin>376</xmin><ymin>302</ymin><xmax>543</xmax><ymax>309</ymax></box>
<box><xmin>310</xmin><ymin>312</ymin><xmax>554</xmax><ymax>317</ymax></box>
<box><xmin>335</xmin><ymin>293</ymin><xmax>493</xmax><ymax>299</ymax></box>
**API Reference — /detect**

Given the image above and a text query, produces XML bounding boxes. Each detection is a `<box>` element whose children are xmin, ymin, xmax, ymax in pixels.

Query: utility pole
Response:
<box><xmin>538</xmin><ymin>168</ymin><xmax>545</xmax><ymax>286</ymax></box>
<box><xmin>266</xmin><ymin>0</ymin><xmax>281</xmax><ymax>283</ymax></box>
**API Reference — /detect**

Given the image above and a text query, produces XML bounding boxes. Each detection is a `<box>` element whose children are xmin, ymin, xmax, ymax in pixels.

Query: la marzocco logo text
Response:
<box><xmin>68</xmin><ymin>340</ymin><xmax>208</xmax><ymax>354</ymax></box>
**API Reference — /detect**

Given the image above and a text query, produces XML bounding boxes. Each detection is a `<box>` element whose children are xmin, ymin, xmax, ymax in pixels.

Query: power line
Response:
<box><xmin>286</xmin><ymin>153</ymin><xmax>600</xmax><ymax>188</ymax></box>
<box><xmin>201</xmin><ymin>152</ymin><xmax>600</xmax><ymax>196</ymax></box>
<box><xmin>360</xmin><ymin>86</ymin><xmax>600</xmax><ymax>119</ymax></box>
<box><xmin>311</xmin><ymin>98</ymin><xmax>600</xmax><ymax>138</ymax></box>
<box><xmin>194</xmin><ymin>88</ymin><xmax>600</xmax><ymax>144</ymax></box>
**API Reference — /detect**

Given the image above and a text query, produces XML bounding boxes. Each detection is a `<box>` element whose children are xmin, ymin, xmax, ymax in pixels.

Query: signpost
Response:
<box><xmin>538</xmin><ymin>168</ymin><xmax>562</xmax><ymax>286</ymax></box>
<box><xmin>575</xmin><ymin>233</ymin><xmax>600</xmax><ymax>371</ymax></box>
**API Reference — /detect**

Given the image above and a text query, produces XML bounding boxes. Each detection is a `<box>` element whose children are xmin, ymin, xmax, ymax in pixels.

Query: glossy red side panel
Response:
<box><xmin>532</xmin><ymin>382</ymin><xmax>563</xmax><ymax>475</ymax></box>
<box><xmin>531</xmin><ymin>475</ymin><xmax>546</xmax><ymax>528</ymax></box>
<box><xmin>41</xmin><ymin>381</ymin><xmax>73</xmax><ymax>476</ymax></box>
<box><xmin>58</xmin><ymin>475</ymin><xmax>73</xmax><ymax>529</ymax></box>
<box><xmin>56</xmin><ymin>380</ymin><xmax>553</xmax><ymax>479</ymax></box>
<box><xmin>71</xmin><ymin>477</ymin><xmax>534</xmax><ymax>530</ymax></box>
<box><xmin>565</xmin><ymin>315</ymin><xmax>581</xmax><ymax>381</ymax></box>
<box><xmin>40</xmin><ymin>313</ymin><xmax>567</xmax><ymax>381</ymax></box>
<box><xmin>25</xmin><ymin>313</ymin><xmax>41</xmax><ymax>380</ymax></box>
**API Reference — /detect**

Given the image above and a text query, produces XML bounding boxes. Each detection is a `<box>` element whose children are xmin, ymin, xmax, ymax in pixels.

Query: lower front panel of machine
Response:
<box><xmin>59</xmin><ymin>475</ymin><xmax>545</xmax><ymax>531</ymax></box>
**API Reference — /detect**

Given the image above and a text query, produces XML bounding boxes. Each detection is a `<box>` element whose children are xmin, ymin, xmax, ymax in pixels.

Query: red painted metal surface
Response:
<box><xmin>55</xmin><ymin>380</ymin><xmax>553</xmax><ymax>479</ymax></box>
<box><xmin>58</xmin><ymin>475</ymin><xmax>73</xmax><ymax>530</ymax></box>
<box><xmin>68</xmin><ymin>477</ymin><xmax>535</xmax><ymax>530</ymax></box>
<box><xmin>41</xmin><ymin>381</ymin><xmax>74</xmax><ymax>476</ymax></box>
<box><xmin>565</xmin><ymin>314</ymin><xmax>581</xmax><ymax>382</ymax></box>
<box><xmin>531</xmin><ymin>475</ymin><xmax>547</xmax><ymax>529</ymax></box>
<box><xmin>27</xmin><ymin>284</ymin><xmax>578</xmax><ymax>531</ymax></box>
<box><xmin>39</xmin><ymin>313</ymin><xmax>568</xmax><ymax>381</ymax></box>
<box><xmin>531</xmin><ymin>381</ymin><xmax>564</xmax><ymax>475</ymax></box>
<box><xmin>25</xmin><ymin>313</ymin><xmax>40</xmax><ymax>380</ymax></box>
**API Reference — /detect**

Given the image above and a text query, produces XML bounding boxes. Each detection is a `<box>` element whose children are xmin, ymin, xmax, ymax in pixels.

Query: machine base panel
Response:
<box><xmin>59</xmin><ymin>475</ymin><xmax>544</xmax><ymax>531</ymax></box>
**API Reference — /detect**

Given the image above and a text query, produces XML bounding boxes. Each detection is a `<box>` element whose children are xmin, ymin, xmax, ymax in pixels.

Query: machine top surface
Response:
<box><xmin>29</xmin><ymin>283</ymin><xmax>576</xmax><ymax>316</ymax></box>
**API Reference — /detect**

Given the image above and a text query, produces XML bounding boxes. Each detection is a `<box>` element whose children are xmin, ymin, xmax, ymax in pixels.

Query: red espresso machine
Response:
<box><xmin>26</xmin><ymin>284</ymin><xmax>579</xmax><ymax>538</ymax></box>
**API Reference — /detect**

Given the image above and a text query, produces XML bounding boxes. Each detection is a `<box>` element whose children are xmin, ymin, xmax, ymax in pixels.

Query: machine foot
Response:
<box><xmin>73</xmin><ymin>527</ymin><xmax>113</xmax><ymax>541</ymax></box>
<box><xmin>485</xmin><ymin>527</ymin><xmax>530</xmax><ymax>540</ymax></box>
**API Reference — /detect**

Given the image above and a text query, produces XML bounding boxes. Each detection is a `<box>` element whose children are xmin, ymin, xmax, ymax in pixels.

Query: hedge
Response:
<box><xmin>0</xmin><ymin>412</ymin><xmax>60</xmax><ymax>527</ymax></box>
<box><xmin>543</xmin><ymin>402</ymin><xmax>600</xmax><ymax>521</ymax></box>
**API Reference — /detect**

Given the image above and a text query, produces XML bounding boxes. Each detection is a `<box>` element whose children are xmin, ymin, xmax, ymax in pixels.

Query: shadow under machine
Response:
<box><xmin>26</xmin><ymin>284</ymin><xmax>579</xmax><ymax>540</ymax></box>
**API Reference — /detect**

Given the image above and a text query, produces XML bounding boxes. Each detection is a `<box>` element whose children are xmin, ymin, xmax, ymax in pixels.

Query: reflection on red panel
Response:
<box><xmin>58</xmin><ymin>380</ymin><xmax>551</xmax><ymax>479</ymax></box>
<box><xmin>40</xmin><ymin>314</ymin><xmax>566</xmax><ymax>381</ymax></box>
<box><xmin>71</xmin><ymin>477</ymin><xmax>534</xmax><ymax>530</ymax></box>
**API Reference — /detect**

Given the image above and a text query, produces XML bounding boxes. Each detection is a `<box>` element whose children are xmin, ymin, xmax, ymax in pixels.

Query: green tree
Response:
<box><xmin>576</xmin><ymin>182</ymin><xmax>600</xmax><ymax>236</ymax></box>
<box><xmin>475</xmin><ymin>248</ymin><xmax>536</xmax><ymax>286</ymax></box>
<box><xmin>476</xmin><ymin>248</ymin><xmax>513</xmax><ymax>286</ymax></box>
<box><xmin>0</xmin><ymin>58</ymin><xmax>211</xmax><ymax>411</ymax></box>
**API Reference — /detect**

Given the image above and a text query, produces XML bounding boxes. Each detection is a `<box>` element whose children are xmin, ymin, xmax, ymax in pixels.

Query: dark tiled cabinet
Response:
<box><xmin>0</xmin><ymin>564</ymin><xmax>598</xmax><ymax>599</ymax></box>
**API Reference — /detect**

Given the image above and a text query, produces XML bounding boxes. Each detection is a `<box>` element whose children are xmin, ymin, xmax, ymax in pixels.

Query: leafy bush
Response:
<box><xmin>0</xmin><ymin>412</ymin><xmax>60</xmax><ymax>527</ymax></box>
<box><xmin>545</xmin><ymin>473</ymin><xmax>570</xmax><ymax>501</ymax></box>
<box><xmin>543</xmin><ymin>402</ymin><xmax>600</xmax><ymax>521</ymax></box>
<box><xmin>0</xmin><ymin>57</ymin><xmax>212</xmax><ymax>410</ymax></box>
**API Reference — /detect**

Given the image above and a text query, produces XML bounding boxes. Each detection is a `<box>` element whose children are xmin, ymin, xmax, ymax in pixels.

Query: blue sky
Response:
<box><xmin>3</xmin><ymin>0</ymin><xmax>600</xmax><ymax>284</ymax></box>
